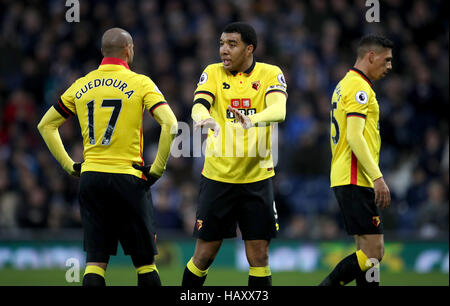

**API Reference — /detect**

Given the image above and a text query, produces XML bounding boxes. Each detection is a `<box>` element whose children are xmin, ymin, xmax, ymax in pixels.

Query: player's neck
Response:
<box><xmin>353</xmin><ymin>61</ymin><xmax>373</xmax><ymax>82</ymax></box>
<box><xmin>237</xmin><ymin>56</ymin><xmax>254</xmax><ymax>73</ymax></box>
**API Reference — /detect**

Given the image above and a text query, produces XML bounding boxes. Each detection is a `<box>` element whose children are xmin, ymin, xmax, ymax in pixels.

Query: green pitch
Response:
<box><xmin>0</xmin><ymin>266</ymin><xmax>447</xmax><ymax>286</ymax></box>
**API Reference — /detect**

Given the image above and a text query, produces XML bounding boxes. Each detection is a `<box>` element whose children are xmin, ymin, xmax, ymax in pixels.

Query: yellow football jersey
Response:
<box><xmin>54</xmin><ymin>57</ymin><xmax>167</xmax><ymax>179</ymax></box>
<box><xmin>330</xmin><ymin>68</ymin><xmax>381</xmax><ymax>188</ymax></box>
<box><xmin>194</xmin><ymin>60</ymin><xmax>287</xmax><ymax>183</ymax></box>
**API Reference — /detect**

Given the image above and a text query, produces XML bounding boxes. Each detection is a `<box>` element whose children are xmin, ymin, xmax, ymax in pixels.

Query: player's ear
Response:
<box><xmin>124</xmin><ymin>44</ymin><xmax>131</xmax><ymax>59</ymax></box>
<box><xmin>246</xmin><ymin>44</ymin><xmax>254</xmax><ymax>56</ymax></box>
<box><xmin>368</xmin><ymin>50</ymin><xmax>376</xmax><ymax>64</ymax></box>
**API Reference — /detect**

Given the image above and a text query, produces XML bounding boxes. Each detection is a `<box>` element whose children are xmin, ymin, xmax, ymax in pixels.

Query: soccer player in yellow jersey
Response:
<box><xmin>320</xmin><ymin>35</ymin><xmax>393</xmax><ymax>286</ymax></box>
<box><xmin>182</xmin><ymin>22</ymin><xmax>287</xmax><ymax>286</ymax></box>
<box><xmin>37</xmin><ymin>28</ymin><xmax>178</xmax><ymax>286</ymax></box>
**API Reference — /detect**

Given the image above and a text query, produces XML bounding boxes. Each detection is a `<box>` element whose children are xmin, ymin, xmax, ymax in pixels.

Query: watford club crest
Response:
<box><xmin>251</xmin><ymin>80</ymin><xmax>260</xmax><ymax>90</ymax></box>
<box><xmin>196</xmin><ymin>219</ymin><xmax>203</xmax><ymax>231</ymax></box>
<box><xmin>372</xmin><ymin>216</ymin><xmax>381</xmax><ymax>227</ymax></box>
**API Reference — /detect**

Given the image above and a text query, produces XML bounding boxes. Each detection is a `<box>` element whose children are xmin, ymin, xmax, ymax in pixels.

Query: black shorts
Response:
<box><xmin>333</xmin><ymin>184</ymin><xmax>384</xmax><ymax>235</ymax></box>
<box><xmin>193</xmin><ymin>175</ymin><xmax>278</xmax><ymax>241</ymax></box>
<box><xmin>78</xmin><ymin>171</ymin><xmax>158</xmax><ymax>258</ymax></box>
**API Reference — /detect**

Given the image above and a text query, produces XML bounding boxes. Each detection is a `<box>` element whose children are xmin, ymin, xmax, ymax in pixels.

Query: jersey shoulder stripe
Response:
<box><xmin>265</xmin><ymin>89</ymin><xmax>288</xmax><ymax>97</ymax></box>
<box><xmin>195</xmin><ymin>90</ymin><xmax>215</xmax><ymax>100</ymax></box>
<box><xmin>347</xmin><ymin>112</ymin><xmax>366</xmax><ymax>119</ymax></box>
<box><xmin>54</xmin><ymin>98</ymin><xmax>75</xmax><ymax>118</ymax></box>
<box><xmin>193</xmin><ymin>98</ymin><xmax>211</xmax><ymax>110</ymax></box>
<box><xmin>149</xmin><ymin>101</ymin><xmax>168</xmax><ymax>115</ymax></box>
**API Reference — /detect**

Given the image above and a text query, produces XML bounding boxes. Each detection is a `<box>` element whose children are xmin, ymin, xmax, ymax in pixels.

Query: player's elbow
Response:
<box><xmin>167</xmin><ymin>114</ymin><xmax>178</xmax><ymax>136</ymax></box>
<box><xmin>346</xmin><ymin>132</ymin><xmax>358</xmax><ymax>148</ymax></box>
<box><xmin>278</xmin><ymin>108</ymin><xmax>286</xmax><ymax>122</ymax></box>
<box><xmin>37</xmin><ymin>119</ymin><xmax>46</xmax><ymax>135</ymax></box>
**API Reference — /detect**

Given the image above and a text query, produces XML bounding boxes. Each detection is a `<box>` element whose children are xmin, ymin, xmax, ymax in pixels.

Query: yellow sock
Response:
<box><xmin>136</xmin><ymin>264</ymin><xmax>158</xmax><ymax>274</ymax></box>
<box><xmin>187</xmin><ymin>258</ymin><xmax>208</xmax><ymax>277</ymax></box>
<box><xmin>356</xmin><ymin>250</ymin><xmax>372</xmax><ymax>272</ymax></box>
<box><xmin>84</xmin><ymin>265</ymin><xmax>105</xmax><ymax>277</ymax></box>
<box><xmin>249</xmin><ymin>266</ymin><xmax>271</xmax><ymax>277</ymax></box>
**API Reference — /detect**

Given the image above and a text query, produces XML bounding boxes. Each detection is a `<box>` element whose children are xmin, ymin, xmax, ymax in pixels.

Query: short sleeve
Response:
<box><xmin>343</xmin><ymin>79</ymin><xmax>372</xmax><ymax>118</ymax></box>
<box><xmin>193</xmin><ymin>65</ymin><xmax>217</xmax><ymax>104</ymax></box>
<box><xmin>142</xmin><ymin>76</ymin><xmax>167</xmax><ymax>115</ymax></box>
<box><xmin>264</xmin><ymin>65</ymin><xmax>288</xmax><ymax>98</ymax></box>
<box><xmin>55</xmin><ymin>81</ymin><xmax>78</xmax><ymax>118</ymax></box>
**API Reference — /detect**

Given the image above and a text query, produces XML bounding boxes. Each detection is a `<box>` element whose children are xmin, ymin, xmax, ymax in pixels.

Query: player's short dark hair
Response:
<box><xmin>357</xmin><ymin>34</ymin><xmax>394</xmax><ymax>58</ymax></box>
<box><xmin>223</xmin><ymin>22</ymin><xmax>257</xmax><ymax>52</ymax></box>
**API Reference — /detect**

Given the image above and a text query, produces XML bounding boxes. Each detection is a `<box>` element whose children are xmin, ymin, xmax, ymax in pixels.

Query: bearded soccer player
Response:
<box><xmin>182</xmin><ymin>22</ymin><xmax>287</xmax><ymax>287</ymax></box>
<box><xmin>320</xmin><ymin>35</ymin><xmax>393</xmax><ymax>286</ymax></box>
<box><xmin>37</xmin><ymin>28</ymin><xmax>178</xmax><ymax>286</ymax></box>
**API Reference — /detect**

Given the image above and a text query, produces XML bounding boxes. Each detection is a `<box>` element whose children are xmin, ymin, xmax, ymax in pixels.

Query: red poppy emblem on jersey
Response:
<box><xmin>196</xmin><ymin>219</ymin><xmax>203</xmax><ymax>231</ymax></box>
<box><xmin>252</xmin><ymin>80</ymin><xmax>260</xmax><ymax>91</ymax></box>
<box><xmin>372</xmin><ymin>216</ymin><xmax>381</xmax><ymax>227</ymax></box>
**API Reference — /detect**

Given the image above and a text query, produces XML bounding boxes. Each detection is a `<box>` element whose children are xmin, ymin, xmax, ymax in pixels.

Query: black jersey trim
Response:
<box><xmin>53</xmin><ymin>98</ymin><xmax>75</xmax><ymax>118</ymax></box>
<box><xmin>265</xmin><ymin>89</ymin><xmax>288</xmax><ymax>98</ymax></box>
<box><xmin>350</xmin><ymin>67</ymin><xmax>373</xmax><ymax>87</ymax></box>
<box><xmin>149</xmin><ymin>101</ymin><xmax>168</xmax><ymax>115</ymax></box>
<box><xmin>193</xmin><ymin>98</ymin><xmax>211</xmax><ymax>111</ymax></box>
<box><xmin>347</xmin><ymin>112</ymin><xmax>367</xmax><ymax>119</ymax></box>
<box><xmin>194</xmin><ymin>90</ymin><xmax>215</xmax><ymax>101</ymax></box>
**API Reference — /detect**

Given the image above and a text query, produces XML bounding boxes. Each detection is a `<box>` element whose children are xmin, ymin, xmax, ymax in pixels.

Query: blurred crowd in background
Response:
<box><xmin>0</xmin><ymin>0</ymin><xmax>448</xmax><ymax>240</ymax></box>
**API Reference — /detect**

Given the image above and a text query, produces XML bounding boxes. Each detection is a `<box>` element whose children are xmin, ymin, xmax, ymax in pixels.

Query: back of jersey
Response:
<box><xmin>55</xmin><ymin>58</ymin><xmax>167</xmax><ymax>178</ymax></box>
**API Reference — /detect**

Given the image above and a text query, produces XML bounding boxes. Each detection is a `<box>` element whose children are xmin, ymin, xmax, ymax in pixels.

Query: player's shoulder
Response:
<box><xmin>128</xmin><ymin>71</ymin><xmax>157</xmax><ymax>86</ymax></box>
<box><xmin>342</xmin><ymin>71</ymin><xmax>372</xmax><ymax>93</ymax></box>
<box><xmin>132</xmin><ymin>71</ymin><xmax>150</xmax><ymax>80</ymax></box>
<box><xmin>256</xmin><ymin>62</ymin><xmax>284</xmax><ymax>78</ymax></box>
<box><xmin>197</xmin><ymin>63</ymin><xmax>223</xmax><ymax>84</ymax></box>
<box><xmin>64</xmin><ymin>73</ymin><xmax>88</xmax><ymax>91</ymax></box>
<box><xmin>256</xmin><ymin>62</ymin><xmax>283</xmax><ymax>73</ymax></box>
<box><xmin>203</xmin><ymin>62</ymin><xmax>223</xmax><ymax>73</ymax></box>
<box><xmin>256</xmin><ymin>62</ymin><xmax>287</xmax><ymax>88</ymax></box>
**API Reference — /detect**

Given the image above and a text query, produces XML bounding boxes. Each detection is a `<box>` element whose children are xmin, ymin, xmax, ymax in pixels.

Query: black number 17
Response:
<box><xmin>86</xmin><ymin>99</ymin><xmax>122</xmax><ymax>145</ymax></box>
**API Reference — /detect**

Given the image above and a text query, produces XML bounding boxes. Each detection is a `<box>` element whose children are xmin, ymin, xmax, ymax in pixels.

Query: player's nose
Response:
<box><xmin>220</xmin><ymin>45</ymin><xmax>229</xmax><ymax>55</ymax></box>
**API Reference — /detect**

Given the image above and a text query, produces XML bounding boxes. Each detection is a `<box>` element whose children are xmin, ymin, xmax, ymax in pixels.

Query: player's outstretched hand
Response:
<box><xmin>227</xmin><ymin>105</ymin><xmax>252</xmax><ymax>129</ymax></box>
<box><xmin>132</xmin><ymin>163</ymin><xmax>159</xmax><ymax>187</ymax></box>
<box><xmin>194</xmin><ymin>118</ymin><xmax>220</xmax><ymax>137</ymax></box>
<box><xmin>373</xmin><ymin>177</ymin><xmax>391</xmax><ymax>210</ymax></box>
<box><xmin>72</xmin><ymin>162</ymin><xmax>82</xmax><ymax>177</ymax></box>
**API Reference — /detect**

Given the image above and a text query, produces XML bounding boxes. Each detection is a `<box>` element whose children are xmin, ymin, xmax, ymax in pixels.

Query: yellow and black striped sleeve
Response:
<box><xmin>53</xmin><ymin>98</ymin><xmax>75</xmax><ymax>119</ymax></box>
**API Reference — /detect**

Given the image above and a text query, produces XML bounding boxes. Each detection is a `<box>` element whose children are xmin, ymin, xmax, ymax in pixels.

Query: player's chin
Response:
<box><xmin>380</xmin><ymin>71</ymin><xmax>389</xmax><ymax>79</ymax></box>
<box><xmin>222</xmin><ymin>61</ymin><xmax>232</xmax><ymax>70</ymax></box>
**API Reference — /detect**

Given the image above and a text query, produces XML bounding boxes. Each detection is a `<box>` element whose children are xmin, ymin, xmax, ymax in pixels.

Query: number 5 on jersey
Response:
<box><xmin>86</xmin><ymin>99</ymin><xmax>122</xmax><ymax>145</ymax></box>
<box><xmin>331</xmin><ymin>101</ymin><xmax>340</xmax><ymax>145</ymax></box>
